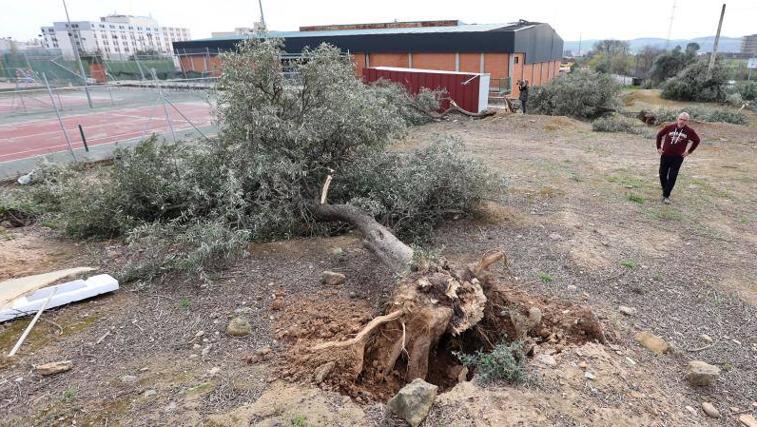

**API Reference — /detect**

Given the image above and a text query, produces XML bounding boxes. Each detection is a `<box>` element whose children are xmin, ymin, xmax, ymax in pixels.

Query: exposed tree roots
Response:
<box><xmin>275</xmin><ymin>250</ymin><xmax>606</xmax><ymax>400</ymax></box>
<box><xmin>297</xmin><ymin>187</ymin><xmax>605</xmax><ymax>400</ymax></box>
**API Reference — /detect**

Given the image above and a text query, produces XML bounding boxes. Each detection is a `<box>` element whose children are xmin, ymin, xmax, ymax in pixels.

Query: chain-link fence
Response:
<box><xmin>0</xmin><ymin>50</ymin><xmax>219</xmax><ymax>177</ymax></box>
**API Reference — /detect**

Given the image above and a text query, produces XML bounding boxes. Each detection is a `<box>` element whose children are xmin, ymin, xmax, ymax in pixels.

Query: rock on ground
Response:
<box><xmin>387</xmin><ymin>378</ymin><xmax>438</xmax><ymax>427</ymax></box>
<box><xmin>618</xmin><ymin>306</ymin><xmax>637</xmax><ymax>316</ymax></box>
<box><xmin>321</xmin><ymin>271</ymin><xmax>346</xmax><ymax>286</ymax></box>
<box><xmin>634</xmin><ymin>331</ymin><xmax>669</xmax><ymax>355</ymax></box>
<box><xmin>226</xmin><ymin>316</ymin><xmax>252</xmax><ymax>337</ymax></box>
<box><xmin>740</xmin><ymin>414</ymin><xmax>757</xmax><ymax>427</ymax></box>
<box><xmin>534</xmin><ymin>354</ymin><xmax>557</xmax><ymax>367</ymax></box>
<box><xmin>685</xmin><ymin>361</ymin><xmax>720</xmax><ymax>386</ymax></box>
<box><xmin>313</xmin><ymin>361</ymin><xmax>335</xmax><ymax>384</ymax></box>
<box><xmin>120</xmin><ymin>375</ymin><xmax>138</xmax><ymax>384</ymax></box>
<box><xmin>34</xmin><ymin>360</ymin><xmax>73</xmax><ymax>376</ymax></box>
<box><xmin>701</xmin><ymin>402</ymin><xmax>720</xmax><ymax>418</ymax></box>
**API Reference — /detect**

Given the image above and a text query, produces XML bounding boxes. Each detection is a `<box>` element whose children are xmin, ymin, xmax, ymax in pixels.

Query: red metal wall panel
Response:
<box><xmin>363</xmin><ymin>67</ymin><xmax>481</xmax><ymax>113</ymax></box>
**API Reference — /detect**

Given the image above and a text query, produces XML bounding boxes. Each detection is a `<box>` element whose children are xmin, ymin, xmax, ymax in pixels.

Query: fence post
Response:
<box><xmin>14</xmin><ymin>79</ymin><xmax>27</xmax><ymax>113</ymax></box>
<box><xmin>77</xmin><ymin>124</ymin><xmax>89</xmax><ymax>152</ymax></box>
<box><xmin>134</xmin><ymin>54</ymin><xmax>146</xmax><ymax>80</ymax></box>
<box><xmin>151</xmin><ymin>68</ymin><xmax>176</xmax><ymax>143</ymax></box>
<box><xmin>42</xmin><ymin>73</ymin><xmax>77</xmax><ymax>161</ymax></box>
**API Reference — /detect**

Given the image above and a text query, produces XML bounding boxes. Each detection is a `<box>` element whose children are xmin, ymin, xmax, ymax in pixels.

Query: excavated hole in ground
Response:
<box><xmin>276</xmin><ymin>283</ymin><xmax>605</xmax><ymax>402</ymax></box>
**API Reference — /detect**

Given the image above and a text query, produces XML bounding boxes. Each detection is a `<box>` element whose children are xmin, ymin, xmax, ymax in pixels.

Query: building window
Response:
<box><xmin>514</xmin><ymin>57</ymin><xmax>519</xmax><ymax>64</ymax></box>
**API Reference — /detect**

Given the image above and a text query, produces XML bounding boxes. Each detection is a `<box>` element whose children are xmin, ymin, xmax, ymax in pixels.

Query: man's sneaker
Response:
<box><xmin>663</xmin><ymin>197</ymin><xmax>671</xmax><ymax>204</ymax></box>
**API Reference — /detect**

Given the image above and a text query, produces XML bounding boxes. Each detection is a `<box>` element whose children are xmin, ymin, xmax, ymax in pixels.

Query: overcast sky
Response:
<box><xmin>2</xmin><ymin>0</ymin><xmax>754</xmax><ymax>42</ymax></box>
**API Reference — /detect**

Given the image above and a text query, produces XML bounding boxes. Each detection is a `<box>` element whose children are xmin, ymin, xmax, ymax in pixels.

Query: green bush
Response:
<box><xmin>0</xmin><ymin>189</ymin><xmax>42</xmax><ymax>227</ymax></box>
<box><xmin>726</xmin><ymin>92</ymin><xmax>744</xmax><ymax>107</ymax></box>
<box><xmin>592</xmin><ymin>114</ymin><xmax>650</xmax><ymax>136</ymax></box>
<box><xmin>335</xmin><ymin>136</ymin><xmax>499</xmax><ymax>242</ymax></box>
<box><xmin>648</xmin><ymin>44</ymin><xmax>699</xmax><ymax>86</ymax></box>
<box><xmin>120</xmin><ymin>219</ymin><xmax>250</xmax><ymax>283</ymax></box>
<box><xmin>454</xmin><ymin>339</ymin><xmax>526</xmax><ymax>384</ymax></box>
<box><xmin>661</xmin><ymin>59</ymin><xmax>727</xmax><ymax>102</ymax></box>
<box><xmin>529</xmin><ymin>69</ymin><xmax>620</xmax><ymax>120</ymax></box>
<box><xmin>652</xmin><ymin>107</ymin><xmax>747</xmax><ymax>125</ymax></box>
<box><xmin>368</xmin><ymin>80</ymin><xmax>444</xmax><ymax>125</ymax></box>
<box><xmin>733</xmin><ymin>81</ymin><xmax>757</xmax><ymax>101</ymax></box>
<box><xmin>29</xmin><ymin>136</ymin><xmax>234</xmax><ymax>239</ymax></box>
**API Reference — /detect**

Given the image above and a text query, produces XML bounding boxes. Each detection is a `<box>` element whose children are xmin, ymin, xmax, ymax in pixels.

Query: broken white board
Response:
<box><xmin>0</xmin><ymin>267</ymin><xmax>96</xmax><ymax>309</ymax></box>
<box><xmin>0</xmin><ymin>274</ymin><xmax>118</xmax><ymax>322</ymax></box>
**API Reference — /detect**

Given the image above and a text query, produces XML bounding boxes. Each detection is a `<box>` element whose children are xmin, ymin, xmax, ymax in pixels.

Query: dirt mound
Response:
<box><xmin>543</xmin><ymin>116</ymin><xmax>582</xmax><ymax>131</ymax></box>
<box><xmin>275</xmin><ymin>260</ymin><xmax>606</xmax><ymax>402</ymax></box>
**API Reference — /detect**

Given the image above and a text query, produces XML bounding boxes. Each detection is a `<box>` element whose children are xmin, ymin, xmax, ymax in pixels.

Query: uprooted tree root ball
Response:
<box><xmin>275</xmin><ymin>251</ymin><xmax>606</xmax><ymax>401</ymax></box>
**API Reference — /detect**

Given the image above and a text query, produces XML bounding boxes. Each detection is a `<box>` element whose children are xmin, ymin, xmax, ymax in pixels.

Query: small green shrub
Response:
<box><xmin>61</xmin><ymin>387</ymin><xmax>77</xmax><ymax>403</ymax></box>
<box><xmin>530</xmin><ymin>69</ymin><xmax>620</xmax><ymax>120</ymax></box>
<box><xmin>454</xmin><ymin>339</ymin><xmax>526</xmax><ymax>384</ymax></box>
<box><xmin>620</xmin><ymin>259</ymin><xmax>637</xmax><ymax>269</ymax></box>
<box><xmin>290</xmin><ymin>415</ymin><xmax>312</xmax><ymax>427</ymax></box>
<box><xmin>627</xmin><ymin>194</ymin><xmax>645</xmax><ymax>204</ymax></box>
<box><xmin>538</xmin><ymin>272</ymin><xmax>554</xmax><ymax>283</ymax></box>
<box><xmin>592</xmin><ymin>114</ymin><xmax>649</xmax><ymax>135</ymax></box>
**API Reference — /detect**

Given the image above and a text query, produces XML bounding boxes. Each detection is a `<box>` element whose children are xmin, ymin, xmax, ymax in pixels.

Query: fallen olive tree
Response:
<box><xmin>22</xmin><ymin>38</ymin><xmax>493</xmax><ymax>281</ymax></box>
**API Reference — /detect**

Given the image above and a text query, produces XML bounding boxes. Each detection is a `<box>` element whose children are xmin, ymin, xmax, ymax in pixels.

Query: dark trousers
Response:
<box><xmin>520</xmin><ymin>99</ymin><xmax>527</xmax><ymax>114</ymax></box>
<box><xmin>659</xmin><ymin>155</ymin><xmax>684</xmax><ymax>198</ymax></box>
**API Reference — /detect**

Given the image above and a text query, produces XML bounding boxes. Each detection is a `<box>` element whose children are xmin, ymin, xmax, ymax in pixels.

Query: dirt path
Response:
<box><xmin>0</xmin><ymin>113</ymin><xmax>755</xmax><ymax>425</ymax></box>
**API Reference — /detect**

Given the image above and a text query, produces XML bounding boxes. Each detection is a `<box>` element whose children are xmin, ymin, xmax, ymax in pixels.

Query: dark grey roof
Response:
<box><xmin>174</xmin><ymin>21</ymin><xmax>563</xmax><ymax>64</ymax></box>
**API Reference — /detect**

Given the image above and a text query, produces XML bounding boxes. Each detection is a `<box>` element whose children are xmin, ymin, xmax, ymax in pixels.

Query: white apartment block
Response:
<box><xmin>40</xmin><ymin>15</ymin><xmax>190</xmax><ymax>60</ymax></box>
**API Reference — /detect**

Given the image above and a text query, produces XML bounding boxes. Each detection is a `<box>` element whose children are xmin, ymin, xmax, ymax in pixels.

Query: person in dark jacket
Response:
<box><xmin>518</xmin><ymin>80</ymin><xmax>529</xmax><ymax>114</ymax></box>
<box><xmin>655</xmin><ymin>112</ymin><xmax>701</xmax><ymax>204</ymax></box>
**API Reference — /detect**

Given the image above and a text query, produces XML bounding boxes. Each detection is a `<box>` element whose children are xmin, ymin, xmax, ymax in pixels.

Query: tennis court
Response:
<box><xmin>0</xmin><ymin>101</ymin><xmax>213</xmax><ymax>163</ymax></box>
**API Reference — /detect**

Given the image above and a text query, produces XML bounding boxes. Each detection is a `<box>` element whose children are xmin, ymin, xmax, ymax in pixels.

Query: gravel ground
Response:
<box><xmin>424</xmin><ymin>113</ymin><xmax>757</xmax><ymax>421</ymax></box>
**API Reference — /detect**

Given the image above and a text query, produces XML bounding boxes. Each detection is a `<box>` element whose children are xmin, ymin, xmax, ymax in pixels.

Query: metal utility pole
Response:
<box><xmin>665</xmin><ymin>0</ymin><xmax>677</xmax><ymax>50</ymax></box>
<box><xmin>577</xmin><ymin>33</ymin><xmax>582</xmax><ymax>57</ymax></box>
<box><xmin>62</xmin><ymin>0</ymin><xmax>93</xmax><ymax>108</ymax></box>
<box><xmin>707</xmin><ymin>3</ymin><xmax>726</xmax><ymax>76</ymax></box>
<box><xmin>257</xmin><ymin>0</ymin><xmax>267</xmax><ymax>30</ymax></box>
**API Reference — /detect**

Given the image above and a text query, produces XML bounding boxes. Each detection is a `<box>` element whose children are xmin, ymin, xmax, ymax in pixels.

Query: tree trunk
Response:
<box><xmin>312</xmin><ymin>202</ymin><xmax>414</xmax><ymax>274</ymax></box>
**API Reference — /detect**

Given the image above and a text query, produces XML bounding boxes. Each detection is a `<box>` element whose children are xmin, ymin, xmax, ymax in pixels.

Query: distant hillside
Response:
<box><xmin>563</xmin><ymin>36</ymin><xmax>743</xmax><ymax>55</ymax></box>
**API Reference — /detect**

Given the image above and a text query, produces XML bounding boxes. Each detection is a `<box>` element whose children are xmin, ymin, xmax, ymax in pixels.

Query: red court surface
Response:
<box><xmin>0</xmin><ymin>102</ymin><xmax>213</xmax><ymax>162</ymax></box>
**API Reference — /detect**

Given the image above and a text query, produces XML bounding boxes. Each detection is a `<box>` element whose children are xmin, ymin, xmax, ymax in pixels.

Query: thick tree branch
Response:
<box><xmin>312</xmin><ymin>202</ymin><xmax>414</xmax><ymax>273</ymax></box>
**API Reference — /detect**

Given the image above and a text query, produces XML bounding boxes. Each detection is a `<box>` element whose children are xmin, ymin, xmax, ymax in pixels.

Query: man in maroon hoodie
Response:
<box><xmin>656</xmin><ymin>112</ymin><xmax>700</xmax><ymax>204</ymax></box>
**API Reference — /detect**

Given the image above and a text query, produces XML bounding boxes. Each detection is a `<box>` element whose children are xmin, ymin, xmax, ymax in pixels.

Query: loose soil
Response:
<box><xmin>0</xmin><ymin>109</ymin><xmax>755</xmax><ymax>426</ymax></box>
